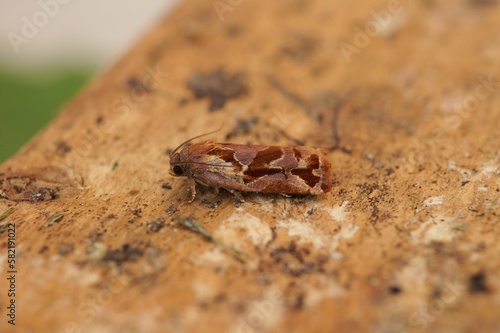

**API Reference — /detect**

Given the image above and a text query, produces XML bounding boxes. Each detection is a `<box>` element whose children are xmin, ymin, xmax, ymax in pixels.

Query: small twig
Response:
<box><xmin>176</xmin><ymin>216</ymin><xmax>249</xmax><ymax>263</ymax></box>
<box><xmin>0</xmin><ymin>207</ymin><xmax>14</xmax><ymax>222</ymax></box>
<box><xmin>44</xmin><ymin>213</ymin><xmax>65</xmax><ymax>227</ymax></box>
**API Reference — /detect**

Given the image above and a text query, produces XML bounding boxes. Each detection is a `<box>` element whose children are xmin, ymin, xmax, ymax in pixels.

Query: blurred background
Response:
<box><xmin>0</xmin><ymin>0</ymin><xmax>180</xmax><ymax>163</ymax></box>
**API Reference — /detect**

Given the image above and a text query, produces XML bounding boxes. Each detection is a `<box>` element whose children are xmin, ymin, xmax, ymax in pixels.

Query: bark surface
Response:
<box><xmin>1</xmin><ymin>0</ymin><xmax>499</xmax><ymax>332</ymax></box>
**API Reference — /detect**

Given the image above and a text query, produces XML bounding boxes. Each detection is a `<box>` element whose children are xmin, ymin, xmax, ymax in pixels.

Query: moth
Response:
<box><xmin>169</xmin><ymin>132</ymin><xmax>332</xmax><ymax>201</ymax></box>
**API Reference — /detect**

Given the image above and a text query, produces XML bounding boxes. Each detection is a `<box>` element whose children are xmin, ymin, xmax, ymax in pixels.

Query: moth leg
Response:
<box><xmin>230</xmin><ymin>190</ymin><xmax>245</xmax><ymax>203</ymax></box>
<box><xmin>188</xmin><ymin>180</ymin><xmax>197</xmax><ymax>203</ymax></box>
<box><xmin>216</xmin><ymin>186</ymin><xmax>244</xmax><ymax>202</ymax></box>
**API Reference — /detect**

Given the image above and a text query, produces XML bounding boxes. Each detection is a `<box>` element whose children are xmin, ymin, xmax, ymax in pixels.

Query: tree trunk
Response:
<box><xmin>1</xmin><ymin>0</ymin><xmax>499</xmax><ymax>332</ymax></box>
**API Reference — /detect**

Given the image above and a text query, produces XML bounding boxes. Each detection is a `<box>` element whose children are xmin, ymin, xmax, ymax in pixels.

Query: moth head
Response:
<box><xmin>169</xmin><ymin>151</ymin><xmax>186</xmax><ymax>177</ymax></box>
<box><xmin>171</xmin><ymin>164</ymin><xmax>185</xmax><ymax>177</ymax></box>
<box><xmin>168</xmin><ymin>126</ymin><xmax>223</xmax><ymax>178</ymax></box>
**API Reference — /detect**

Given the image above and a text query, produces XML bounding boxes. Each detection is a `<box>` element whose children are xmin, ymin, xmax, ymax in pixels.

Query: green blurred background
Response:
<box><xmin>0</xmin><ymin>67</ymin><xmax>92</xmax><ymax>162</ymax></box>
<box><xmin>0</xmin><ymin>0</ymin><xmax>178</xmax><ymax>164</ymax></box>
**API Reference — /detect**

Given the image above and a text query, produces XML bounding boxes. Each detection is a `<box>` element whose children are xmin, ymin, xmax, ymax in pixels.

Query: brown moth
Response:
<box><xmin>169</xmin><ymin>134</ymin><xmax>332</xmax><ymax>201</ymax></box>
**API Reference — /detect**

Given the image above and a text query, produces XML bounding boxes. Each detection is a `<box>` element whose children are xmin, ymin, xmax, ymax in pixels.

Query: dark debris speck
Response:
<box><xmin>200</xmin><ymin>198</ymin><xmax>223</xmax><ymax>209</ymax></box>
<box><xmin>147</xmin><ymin>218</ymin><xmax>165</xmax><ymax>232</ymax></box>
<box><xmin>280</xmin><ymin>35</ymin><xmax>317</xmax><ymax>62</ymax></box>
<box><xmin>55</xmin><ymin>141</ymin><xmax>72</xmax><ymax>155</ymax></box>
<box><xmin>104</xmin><ymin>244</ymin><xmax>143</xmax><ymax>265</ymax></box>
<box><xmin>469</xmin><ymin>272</ymin><xmax>489</xmax><ymax>293</ymax></box>
<box><xmin>225</xmin><ymin>117</ymin><xmax>259</xmax><ymax>140</ymax></box>
<box><xmin>58</xmin><ymin>243</ymin><xmax>74</xmax><ymax>256</ymax></box>
<box><xmin>39</xmin><ymin>245</ymin><xmax>49</xmax><ymax>254</ymax></box>
<box><xmin>126</xmin><ymin>76</ymin><xmax>152</xmax><ymax>94</ymax></box>
<box><xmin>187</xmin><ymin>68</ymin><xmax>247</xmax><ymax>111</ymax></box>
<box><xmin>87</xmin><ymin>231</ymin><xmax>103</xmax><ymax>242</ymax></box>
<box><xmin>30</xmin><ymin>188</ymin><xmax>57</xmax><ymax>202</ymax></box>
<box><xmin>293</xmin><ymin>293</ymin><xmax>304</xmax><ymax>310</ymax></box>
<box><xmin>306</xmin><ymin>207</ymin><xmax>316</xmax><ymax>216</ymax></box>
<box><xmin>166</xmin><ymin>204</ymin><xmax>178</xmax><ymax>215</ymax></box>
<box><xmin>388</xmin><ymin>285</ymin><xmax>402</xmax><ymax>294</ymax></box>
<box><xmin>269</xmin><ymin>242</ymin><xmax>326</xmax><ymax>277</ymax></box>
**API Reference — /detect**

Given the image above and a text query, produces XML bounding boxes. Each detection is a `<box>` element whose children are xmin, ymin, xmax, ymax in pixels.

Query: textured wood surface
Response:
<box><xmin>1</xmin><ymin>0</ymin><xmax>499</xmax><ymax>332</ymax></box>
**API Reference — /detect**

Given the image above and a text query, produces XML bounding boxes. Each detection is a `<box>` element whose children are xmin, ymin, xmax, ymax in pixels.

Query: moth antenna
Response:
<box><xmin>171</xmin><ymin>161</ymin><xmax>234</xmax><ymax>168</ymax></box>
<box><xmin>170</xmin><ymin>124</ymin><xmax>224</xmax><ymax>157</ymax></box>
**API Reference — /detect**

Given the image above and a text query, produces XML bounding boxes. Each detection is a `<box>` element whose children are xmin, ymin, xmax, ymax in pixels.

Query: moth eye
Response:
<box><xmin>173</xmin><ymin>165</ymin><xmax>183</xmax><ymax>176</ymax></box>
